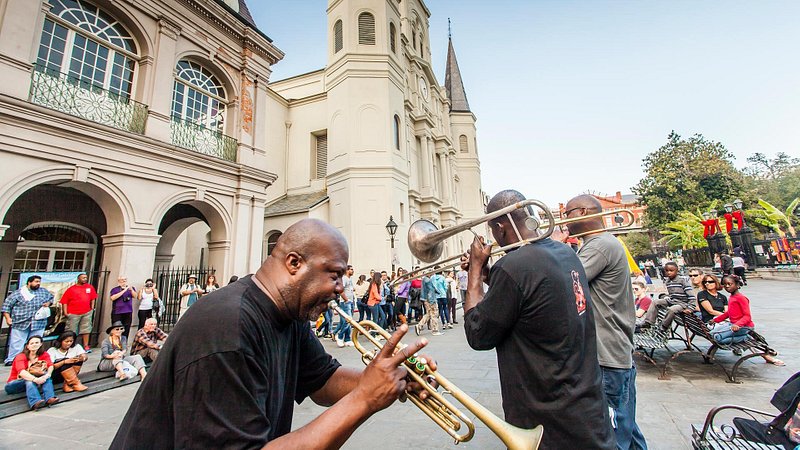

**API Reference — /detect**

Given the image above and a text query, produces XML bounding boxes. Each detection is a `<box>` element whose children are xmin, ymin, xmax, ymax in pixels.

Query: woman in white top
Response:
<box><xmin>137</xmin><ymin>278</ymin><xmax>159</xmax><ymax>329</ymax></box>
<box><xmin>46</xmin><ymin>331</ymin><xmax>88</xmax><ymax>392</ymax></box>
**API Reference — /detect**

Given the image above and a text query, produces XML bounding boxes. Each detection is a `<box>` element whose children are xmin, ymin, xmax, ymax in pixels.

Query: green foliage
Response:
<box><xmin>743</xmin><ymin>153</ymin><xmax>800</xmax><ymax>208</ymax></box>
<box><xmin>658</xmin><ymin>210</ymin><xmax>709</xmax><ymax>250</ymax></box>
<box><xmin>633</xmin><ymin>132</ymin><xmax>744</xmax><ymax>230</ymax></box>
<box><xmin>746</xmin><ymin>198</ymin><xmax>799</xmax><ymax>237</ymax></box>
<box><xmin>619</xmin><ymin>232</ymin><xmax>653</xmax><ymax>258</ymax></box>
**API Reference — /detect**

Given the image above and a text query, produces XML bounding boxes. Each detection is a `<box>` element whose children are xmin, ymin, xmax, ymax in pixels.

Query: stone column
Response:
<box><xmin>419</xmin><ymin>134</ymin><xmax>432</xmax><ymax>194</ymax></box>
<box><xmin>98</xmin><ymin>232</ymin><xmax>160</xmax><ymax>335</ymax></box>
<box><xmin>249</xmin><ymin>196</ymin><xmax>266</xmax><ymax>271</ymax></box>
<box><xmin>230</xmin><ymin>194</ymin><xmax>252</xmax><ymax>278</ymax></box>
<box><xmin>0</xmin><ymin>0</ymin><xmax>46</xmax><ymax>99</ymax></box>
<box><xmin>207</xmin><ymin>240</ymin><xmax>231</xmax><ymax>283</ymax></box>
<box><xmin>145</xmin><ymin>18</ymin><xmax>181</xmax><ymax>143</ymax></box>
<box><xmin>440</xmin><ymin>151</ymin><xmax>452</xmax><ymax>204</ymax></box>
<box><xmin>427</xmin><ymin>135</ymin><xmax>437</xmax><ymax>197</ymax></box>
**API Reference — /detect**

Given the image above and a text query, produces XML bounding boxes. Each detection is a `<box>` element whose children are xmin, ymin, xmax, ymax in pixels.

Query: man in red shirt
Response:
<box><xmin>60</xmin><ymin>273</ymin><xmax>98</xmax><ymax>352</ymax></box>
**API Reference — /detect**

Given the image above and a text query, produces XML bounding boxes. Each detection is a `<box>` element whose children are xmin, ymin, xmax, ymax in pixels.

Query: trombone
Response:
<box><xmin>394</xmin><ymin>205</ymin><xmax>636</xmax><ymax>285</ymax></box>
<box><xmin>327</xmin><ymin>299</ymin><xmax>543</xmax><ymax>450</ymax></box>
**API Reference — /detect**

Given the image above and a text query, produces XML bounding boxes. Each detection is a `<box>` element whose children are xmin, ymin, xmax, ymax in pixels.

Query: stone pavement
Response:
<box><xmin>0</xmin><ymin>278</ymin><xmax>795</xmax><ymax>449</ymax></box>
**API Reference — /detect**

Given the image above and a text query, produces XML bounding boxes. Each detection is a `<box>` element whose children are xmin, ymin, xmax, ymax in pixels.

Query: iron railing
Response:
<box><xmin>152</xmin><ymin>266</ymin><xmax>214</xmax><ymax>332</ymax></box>
<box><xmin>29</xmin><ymin>64</ymin><xmax>147</xmax><ymax>134</ymax></box>
<box><xmin>170</xmin><ymin>118</ymin><xmax>237</xmax><ymax>162</ymax></box>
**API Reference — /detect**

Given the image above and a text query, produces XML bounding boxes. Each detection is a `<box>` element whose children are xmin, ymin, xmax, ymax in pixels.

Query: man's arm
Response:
<box><xmin>576</xmin><ymin>243</ymin><xmax>608</xmax><ymax>282</ymax></box>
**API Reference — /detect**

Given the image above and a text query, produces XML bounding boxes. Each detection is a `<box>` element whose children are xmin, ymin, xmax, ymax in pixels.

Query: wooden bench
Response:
<box><xmin>663</xmin><ymin>312</ymin><xmax>778</xmax><ymax>383</ymax></box>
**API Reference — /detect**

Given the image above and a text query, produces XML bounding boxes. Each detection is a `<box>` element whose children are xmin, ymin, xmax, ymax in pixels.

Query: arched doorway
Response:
<box><xmin>14</xmin><ymin>222</ymin><xmax>97</xmax><ymax>272</ymax></box>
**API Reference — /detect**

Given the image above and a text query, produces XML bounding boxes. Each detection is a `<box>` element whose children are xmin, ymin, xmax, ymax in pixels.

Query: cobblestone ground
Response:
<box><xmin>0</xmin><ymin>278</ymin><xmax>795</xmax><ymax>449</ymax></box>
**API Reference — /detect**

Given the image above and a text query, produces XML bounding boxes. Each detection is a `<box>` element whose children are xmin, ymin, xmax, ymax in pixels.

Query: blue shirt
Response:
<box><xmin>421</xmin><ymin>276</ymin><xmax>435</xmax><ymax>303</ymax></box>
<box><xmin>431</xmin><ymin>274</ymin><xmax>448</xmax><ymax>299</ymax></box>
<box><xmin>2</xmin><ymin>287</ymin><xmax>53</xmax><ymax>331</ymax></box>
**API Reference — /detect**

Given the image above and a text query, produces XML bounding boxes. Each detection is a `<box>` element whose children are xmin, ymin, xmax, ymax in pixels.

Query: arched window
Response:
<box><xmin>172</xmin><ymin>60</ymin><xmax>226</xmax><ymax>131</ymax></box>
<box><xmin>389</xmin><ymin>23</ymin><xmax>396</xmax><ymax>53</ymax></box>
<box><xmin>334</xmin><ymin>20</ymin><xmax>343</xmax><ymax>53</ymax></box>
<box><xmin>412</xmin><ymin>32</ymin><xmax>416</xmax><ymax>49</ymax></box>
<box><xmin>265</xmin><ymin>231</ymin><xmax>282</xmax><ymax>258</ymax></box>
<box><xmin>419</xmin><ymin>32</ymin><xmax>424</xmax><ymax>55</ymax></box>
<box><xmin>358</xmin><ymin>12</ymin><xmax>375</xmax><ymax>45</ymax></box>
<box><xmin>393</xmin><ymin>115</ymin><xmax>401</xmax><ymax>150</ymax></box>
<box><xmin>36</xmin><ymin>0</ymin><xmax>137</xmax><ymax>98</ymax></box>
<box><xmin>459</xmin><ymin>135</ymin><xmax>469</xmax><ymax>153</ymax></box>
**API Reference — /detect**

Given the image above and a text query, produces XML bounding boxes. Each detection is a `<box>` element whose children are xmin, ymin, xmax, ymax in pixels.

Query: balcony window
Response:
<box><xmin>171</xmin><ymin>61</ymin><xmax>236</xmax><ymax>161</ymax></box>
<box><xmin>30</xmin><ymin>0</ymin><xmax>145</xmax><ymax>133</ymax></box>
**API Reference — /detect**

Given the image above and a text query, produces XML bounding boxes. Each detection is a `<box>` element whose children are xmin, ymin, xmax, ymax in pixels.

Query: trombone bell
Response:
<box><xmin>408</xmin><ymin>219</ymin><xmax>443</xmax><ymax>263</ymax></box>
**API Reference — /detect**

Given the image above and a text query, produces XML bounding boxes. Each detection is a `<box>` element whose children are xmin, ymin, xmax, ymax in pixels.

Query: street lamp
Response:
<box><xmin>385</xmin><ymin>216</ymin><xmax>398</xmax><ymax>273</ymax></box>
<box><xmin>733</xmin><ymin>199</ymin><xmax>743</xmax><ymax>210</ymax></box>
<box><xmin>730</xmin><ymin>199</ymin><xmax>757</xmax><ymax>269</ymax></box>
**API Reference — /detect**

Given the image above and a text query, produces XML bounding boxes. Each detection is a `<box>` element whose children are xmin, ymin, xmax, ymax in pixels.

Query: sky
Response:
<box><xmin>249</xmin><ymin>1</ymin><xmax>800</xmax><ymax>207</ymax></box>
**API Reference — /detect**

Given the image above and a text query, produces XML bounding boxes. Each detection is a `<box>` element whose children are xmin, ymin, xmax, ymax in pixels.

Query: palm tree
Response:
<box><xmin>747</xmin><ymin>198</ymin><xmax>799</xmax><ymax>237</ymax></box>
<box><xmin>659</xmin><ymin>210</ymin><xmax>709</xmax><ymax>249</ymax></box>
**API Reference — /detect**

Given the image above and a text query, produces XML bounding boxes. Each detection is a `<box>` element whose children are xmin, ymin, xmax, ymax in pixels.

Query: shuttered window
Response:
<box><xmin>389</xmin><ymin>23</ymin><xmax>396</xmax><ymax>53</ymax></box>
<box><xmin>358</xmin><ymin>13</ymin><xmax>375</xmax><ymax>45</ymax></box>
<box><xmin>393</xmin><ymin>115</ymin><xmax>401</xmax><ymax>150</ymax></box>
<box><xmin>334</xmin><ymin>20</ymin><xmax>343</xmax><ymax>53</ymax></box>
<box><xmin>459</xmin><ymin>135</ymin><xmax>469</xmax><ymax>153</ymax></box>
<box><xmin>314</xmin><ymin>133</ymin><xmax>328</xmax><ymax>179</ymax></box>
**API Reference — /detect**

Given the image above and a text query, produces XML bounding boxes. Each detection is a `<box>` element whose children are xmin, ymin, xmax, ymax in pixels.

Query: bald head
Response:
<box><xmin>272</xmin><ymin>219</ymin><xmax>348</xmax><ymax>261</ymax></box>
<box><xmin>487</xmin><ymin>189</ymin><xmax>529</xmax><ymax>226</ymax></box>
<box><xmin>258</xmin><ymin>219</ymin><xmax>349</xmax><ymax>321</ymax></box>
<box><xmin>486</xmin><ymin>190</ymin><xmax>536</xmax><ymax>246</ymax></box>
<box><xmin>564</xmin><ymin>194</ymin><xmax>603</xmax><ymax>237</ymax></box>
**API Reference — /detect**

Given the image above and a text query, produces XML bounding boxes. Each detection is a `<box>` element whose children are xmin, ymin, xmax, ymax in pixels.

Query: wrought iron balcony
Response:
<box><xmin>29</xmin><ymin>65</ymin><xmax>147</xmax><ymax>134</ymax></box>
<box><xmin>169</xmin><ymin>118</ymin><xmax>237</xmax><ymax>162</ymax></box>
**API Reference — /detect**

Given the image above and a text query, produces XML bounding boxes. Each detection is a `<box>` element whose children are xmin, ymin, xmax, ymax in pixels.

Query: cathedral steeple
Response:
<box><xmin>444</xmin><ymin>30</ymin><xmax>471</xmax><ymax>113</ymax></box>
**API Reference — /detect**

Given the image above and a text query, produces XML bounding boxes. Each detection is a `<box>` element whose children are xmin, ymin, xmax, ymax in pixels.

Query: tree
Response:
<box><xmin>619</xmin><ymin>232</ymin><xmax>653</xmax><ymax>258</ymax></box>
<box><xmin>633</xmin><ymin>132</ymin><xmax>744</xmax><ymax>230</ymax></box>
<box><xmin>743</xmin><ymin>153</ymin><xmax>800</xmax><ymax>208</ymax></box>
<box><xmin>744</xmin><ymin>152</ymin><xmax>800</xmax><ymax>180</ymax></box>
<box><xmin>746</xmin><ymin>198</ymin><xmax>800</xmax><ymax>237</ymax></box>
<box><xmin>658</xmin><ymin>210</ymin><xmax>712</xmax><ymax>250</ymax></box>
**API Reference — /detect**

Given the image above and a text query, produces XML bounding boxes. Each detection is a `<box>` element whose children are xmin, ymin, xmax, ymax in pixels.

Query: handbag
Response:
<box><xmin>27</xmin><ymin>359</ymin><xmax>48</xmax><ymax>377</ymax></box>
<box><xmin>34</xmin><ymin>306</ymin><xmax>51</xmax><ymax>321</ymax></box>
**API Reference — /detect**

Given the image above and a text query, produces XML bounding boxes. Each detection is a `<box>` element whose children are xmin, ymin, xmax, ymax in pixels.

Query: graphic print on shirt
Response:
<box><xmin>571</xmin><ymin>270</ymin><xmax>586</xmax><ymax>315</ymax></box>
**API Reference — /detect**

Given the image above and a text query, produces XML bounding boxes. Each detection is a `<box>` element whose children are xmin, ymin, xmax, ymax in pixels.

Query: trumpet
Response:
<box><xmin>394</xmin><ymin>206</ymin><xmax>636</xmax><ymax>285</ymax></box>
<box><xmin>327</xmin><ymin>299</ymin><xmax>543</xmax><ymax>449</ymax></box>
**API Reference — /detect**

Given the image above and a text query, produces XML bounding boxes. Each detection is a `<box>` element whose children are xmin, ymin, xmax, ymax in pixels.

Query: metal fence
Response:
<box><xmin>169</xmin><ymin>118</ymin><xmax>237</xmax><ymax>162</ymax></box>
<box><xmin>0</xmin><ymin>268</ymin><xmax>110</xmax><ymax>356</ymax></box>
<box><xmin>152</xmin><ymin>266</ymin><xmax>214</xmax><ymax>332</ymax></box>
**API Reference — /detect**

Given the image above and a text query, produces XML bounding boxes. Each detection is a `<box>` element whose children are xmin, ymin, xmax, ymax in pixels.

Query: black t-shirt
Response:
<box><xmin>697</xmin><ymin>290</ymin><xmax>728</xmax><ymax>323</ymax></box>
<box><xmin>464</xmin><ymin>239</ymin><xmax>615</xmax><ymax>450</ymax></box>
<box><xmin>111</xmin><ymin>276</ymin><xmax>341</xmax><ymax>449</ymax></box>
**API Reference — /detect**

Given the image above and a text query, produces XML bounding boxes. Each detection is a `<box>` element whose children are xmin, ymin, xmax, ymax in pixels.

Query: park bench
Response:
<box><xmin>662</xmin><ymin>312</ymin><xmax>778</xmax><ymax>383</ymax></box>
<box><xmin>633</xmin><ymin>308</ymin><xmax>670</xmax><ymax>368</ymax></box>
<box><xmin>691</xmin><ymin>405</ymin><xmax>785</xmax><ymax>449</ymax></box>
<box><xmin>0</xmin><ymin>366</ymin><xmax>142</xmax><ymax>419</ymax></box>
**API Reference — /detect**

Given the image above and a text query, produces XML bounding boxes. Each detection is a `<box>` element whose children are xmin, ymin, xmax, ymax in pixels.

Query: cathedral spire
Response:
<box><xmin>444</xmin><ymin>26</ymin><xmax>471</xmax><ymax>113</ymax></box>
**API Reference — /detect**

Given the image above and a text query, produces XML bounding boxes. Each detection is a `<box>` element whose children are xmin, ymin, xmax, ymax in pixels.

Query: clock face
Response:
<box><xmin>418</xmin><ymin>77</ymin><xmax>429</xmax><ymax>100</ymax></box>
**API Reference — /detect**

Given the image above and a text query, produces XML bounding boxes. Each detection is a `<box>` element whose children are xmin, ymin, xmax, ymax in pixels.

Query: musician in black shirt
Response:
<box><xmin>463</xmin><ymin>190</ymin><xmax>615</xmax><ymax>449</ymax></box>
<box><xmin>112</xmin><ymin>219</ymin><xmax>433</xmax><ymax>449</ymax></box>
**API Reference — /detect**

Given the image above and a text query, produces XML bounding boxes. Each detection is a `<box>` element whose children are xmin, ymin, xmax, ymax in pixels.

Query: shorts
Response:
<box><xmin>67</xmin><ymin>311</ymin><xmax>93</xmax><ymax>335</ymax></box>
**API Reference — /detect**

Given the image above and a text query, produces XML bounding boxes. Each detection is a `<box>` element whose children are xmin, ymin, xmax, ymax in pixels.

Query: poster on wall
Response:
<box><xmin>8</xmin><ymin>271</ymin><xmax>85</xmax><ymax>331</ymax></box>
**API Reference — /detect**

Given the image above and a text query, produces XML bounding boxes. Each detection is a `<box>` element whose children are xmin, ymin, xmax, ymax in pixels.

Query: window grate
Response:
<box><xmin>459</xmin><ymin>135</ymin><xmax>469</xmax><ymax>153</ymax></box>
<box><xmin>389</xmin><ymin>23</ymin><xmax>396</xmax><ymax>53</ymax></box>
<box><xmin>358</xmin><ymin>13</ymin><xmax>375</xmax><ymax>45</ymax></box>
<box><xmin>334</xmin><ymin>20</ymin><xmax>343</xmax><ymax>53</ymax></box>
<box><xmin>315</xmin><ymin>134</ymin><xmax>328</xmax><ymax>179</ymax></box>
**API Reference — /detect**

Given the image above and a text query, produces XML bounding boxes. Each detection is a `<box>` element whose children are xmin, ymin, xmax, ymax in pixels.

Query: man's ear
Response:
<box><xmin>285</xmin><ymin>252</ymin><xmax>304</xmax><ymax>275</ymax></box>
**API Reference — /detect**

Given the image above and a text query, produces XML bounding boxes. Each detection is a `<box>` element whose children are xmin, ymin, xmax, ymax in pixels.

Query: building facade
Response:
<box><xmin>262</xmin><ymin>0</ymin><xmax>484</xmax><ymax>272</ymax></box>
<box><xmin>0</xmin><ymin>0</ymin><xmax>483</xmax><ymax>334</ymax></box>
<box><xmin>557</xmin><ymin>191</ymin><xmax>646</xmax><ymax>235</ymax></box>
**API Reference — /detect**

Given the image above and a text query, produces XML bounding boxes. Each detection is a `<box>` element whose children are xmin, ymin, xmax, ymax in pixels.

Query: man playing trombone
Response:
<box><xmin>462</xmin><ymin>190</ymin><xmax>615</xmax><ymax>449</ymax></box>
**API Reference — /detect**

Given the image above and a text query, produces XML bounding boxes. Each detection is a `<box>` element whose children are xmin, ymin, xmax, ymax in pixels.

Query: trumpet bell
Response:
<box><xmin>408</xmin><ymin>219</ymin><xmax>443</xmax><ymax>263</ymax></box>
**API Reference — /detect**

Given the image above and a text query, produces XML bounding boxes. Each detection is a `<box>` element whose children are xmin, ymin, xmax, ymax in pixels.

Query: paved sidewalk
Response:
<box><xmin>0</xmin><ymin>278</ymin><xmax>795</xmax><ymax>449</ymax></box>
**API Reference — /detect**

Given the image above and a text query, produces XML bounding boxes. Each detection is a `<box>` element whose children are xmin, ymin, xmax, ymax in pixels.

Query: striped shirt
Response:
<box><xmin>663</xmin><ymin>275</ymin><xmax>696</xmax><ymax>307</ymax></box>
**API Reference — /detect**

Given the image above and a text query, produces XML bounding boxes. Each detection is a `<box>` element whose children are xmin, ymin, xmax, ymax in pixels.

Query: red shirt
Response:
<box><xmin>60</xmin><ymin>283</ymin><xmax>98</xmax><ymax>315</ymax></box>
<box><xmin>411</xmin><ymin>279</ymin><xmax>422</xmax><ymax>289</ymax></box>
<box><xmin>635</xmin><ymin>295</ymin><xmax>653</xmax><ymax>312</ymax></box>
<box><xmin>7</xmin><ymin>352</ymin><xmax>52</xmax><ymax>382</ymax></box>
<box><xmin>714</xmin><ymin>292</ymin><xmax>754</xmax><ymax>328</ymax></box>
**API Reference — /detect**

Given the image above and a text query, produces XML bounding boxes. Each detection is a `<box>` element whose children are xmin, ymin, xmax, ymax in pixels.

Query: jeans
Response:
<box><xmin>357</xmin><ymin>301</ymin><xmax>369</xmax><ymax>321</ymax></box>
<box><xmin>5</xmin><ymin>326</ymin><xmax>44</xmax><ymax>364</ymax></box>
<box><xmin>437</xmin><ymin>298</ymin><xmax>450</xmax><ymax>325</ymax></box>
<box><xmin>334</xmin><ymin>302</ymin><xmax>353</xmax><ymax>342</ymax></box>
<box><xmin>602</xmin><ymin>365</ymin><xmax>648</xmax><ymax>450</ymax></box>
<box><xmin>711</xmin><ymin>322</ymin><xmax>751</xmax><ymax>344</ymax></box>
<box><xmin>369</xmin><ymin>305</ymin><xmax>385</xmax><ymax>328</ymax></box>
<box><xmin>382</xmin><ymin>303</ymin><xmax>394</xmax><ymax>329</ymax></box>
<box><xmin>5</xmin><ymin>378</ymin><xmax>56</xmax><ymax>407</ymax></box>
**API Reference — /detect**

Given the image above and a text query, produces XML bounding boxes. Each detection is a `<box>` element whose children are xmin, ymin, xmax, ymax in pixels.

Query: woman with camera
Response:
<box><xmin>136</xmin><ymin>279</ymin><xmax>160</xmax><ymax>329</ymax></box>
<box><xmin>4</xmin><ymin>335</ymin><xmax>58</xmax><ymax>410</ymax></box>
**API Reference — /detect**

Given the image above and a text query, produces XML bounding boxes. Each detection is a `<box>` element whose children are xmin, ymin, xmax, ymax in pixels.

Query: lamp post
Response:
<box><xmin>730</xmin><ymin>199</ymin><xmax>757</xmax><ymax>269</ymax></box>
<box><xmin>385</xmin><ymin>216</ymin><xmax>398</xmax><ymax>273</ymax></box>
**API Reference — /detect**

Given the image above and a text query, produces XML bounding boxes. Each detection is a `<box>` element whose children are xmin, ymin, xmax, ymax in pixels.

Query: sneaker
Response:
<box><xmin>446</xmin><ymin>323</ymin><xmax>453</xmax><ymax>329</ymax></box>
<box><xmin>432</xmin><ymin>332</ymin><xmax>443</xmax><ymax>336</ymax></box>
<box><xmin>414</xmin><ymin>324</ymin><xmax>421</xmax><ymax>336</ymax></box>
<box><xmin>84</xmin><ymin>346</ymin><xmax>92</xmax><ymax>353</ymax></box>
<box><xmin>345</xmin><ymin>341</ymin><xmax>354</xmax><ymax>347</ymax></box>
<box><xmin>336</xmin><ymin>338</ymin><xmax>344</xmax><ymax>348</ymax></box>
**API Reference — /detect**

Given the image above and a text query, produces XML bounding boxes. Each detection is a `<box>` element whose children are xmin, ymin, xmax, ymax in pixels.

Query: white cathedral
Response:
<box><xmin>0</xmin><ymin>0</ymin><xmax>483</xmax><ymax>332</ymax></box>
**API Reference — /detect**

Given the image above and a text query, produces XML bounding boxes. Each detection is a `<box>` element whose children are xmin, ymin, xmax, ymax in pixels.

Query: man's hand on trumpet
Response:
<box><xmin>549</xmin><ymin>225</ymin><xmax>570</xmax><ymax>244</ymax></box>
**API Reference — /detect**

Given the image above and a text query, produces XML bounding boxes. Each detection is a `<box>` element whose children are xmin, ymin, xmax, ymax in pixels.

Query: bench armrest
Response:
<box><xmin>695</xmin><ymin>405</ymin><xmax>777</xmax><ymax>440</ymax></box>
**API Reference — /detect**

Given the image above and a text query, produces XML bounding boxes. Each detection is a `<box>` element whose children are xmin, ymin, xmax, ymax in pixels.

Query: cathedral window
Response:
<box><xmin>393</xmin><ymin>115</ymin><xmax>401</xmax><ymax>150</ymax></box>
<box><xmin>36</xmin><ymin>0</ymin><xmax>137</xmax><ymax>98</ymax></box>
<box><xmin>312</xmin><ymin>133</ymin><xmax>328</xmax><ymax>179</ymax></box>
<box><xmin>358</xmin><ymin>12</ymin><xmax>376</xmax><ymax>45</ymax></box>
<box><xmin>459</xmin><ymin>135</ymin><xmax>469</xmax><ymax>153</ymax></box>
<box><xmin>172</xmin><ymin>60</ymin><xmax>226</xmax><ymax>131</ymax></box>
<box><xmin>334</xmin><ymin>20</ymin><xmax>343</xmax><ymax>53</ymax></box>
<box><xmin>389</xmin><ymin>23</ymin><xmax>396</xmax><ymax>53</ymax></box>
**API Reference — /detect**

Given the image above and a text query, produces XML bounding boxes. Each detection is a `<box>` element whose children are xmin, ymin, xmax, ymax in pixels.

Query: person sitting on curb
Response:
<box><xmin>642</xmin><ymin>262</ymin><xmax>696</xmax><ymax>331</ymax></box>
<box><xmin>98</xmin><ymin>321</ymin><xmax>147</xmax><ymax>381</ymax></box>
<box><xmin>46</xmin><ymin>331</ymin><xmax>88</xmax><ymax>392</ymax></box>
<box><xmin>131</xmin><ymin>318</ymin><xmax>168</xmax><ymax>363</ymax></box>
<box><xmin>4</xmin><ymin>335</ymin><xmax>59</xmax><ymax>410</ymax></box>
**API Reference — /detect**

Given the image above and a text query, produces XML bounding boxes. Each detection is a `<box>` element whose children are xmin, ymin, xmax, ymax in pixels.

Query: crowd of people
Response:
<box><xmin>2</xmin><ymin>274</ymin><xmax>172</xmax><ymax>410</ymax></box>
<box><xmin>316</xmin><ymin>266</ymin><xmax>467</xmax><ymax>346</ymax></box>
